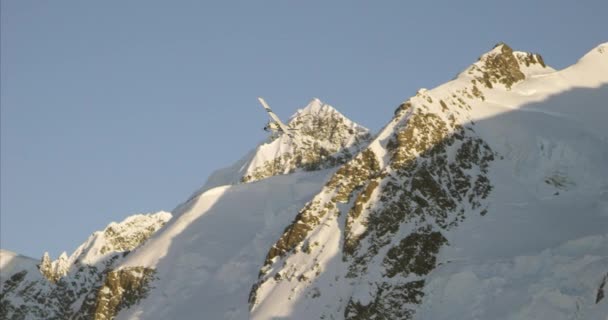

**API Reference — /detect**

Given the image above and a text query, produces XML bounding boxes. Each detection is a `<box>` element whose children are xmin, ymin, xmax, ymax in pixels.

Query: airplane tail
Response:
<box><xmin>258</xmin><ymin>97</ymin><xmax>293</xmax><ymax>138</ymax></box>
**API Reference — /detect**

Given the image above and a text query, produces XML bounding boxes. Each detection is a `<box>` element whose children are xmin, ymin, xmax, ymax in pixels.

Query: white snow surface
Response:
<box><xmin>418</xmin><ymin>234</ymin><xmax>608</xmax><ymax>320</ymax></box>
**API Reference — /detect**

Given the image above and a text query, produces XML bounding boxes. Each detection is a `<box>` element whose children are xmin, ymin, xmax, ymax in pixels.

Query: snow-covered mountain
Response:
<box><xmin>1</xmin><ymin>212</ymin><xmax>171</xmax><ymax>319</ymax></box>
<box><xmin>201</xmin><ymin>98</ymin><xmax>372</xmax><ymax>189</ymax></box>
<box><xmin>248</xmin><ymin>43</ymin><xmax>608</xmax><ymax>320</ymax></box>
<box><xmin>1</xmin><ymin>43</ymin><xmax>607</xmax><ymax>320</ymax></box>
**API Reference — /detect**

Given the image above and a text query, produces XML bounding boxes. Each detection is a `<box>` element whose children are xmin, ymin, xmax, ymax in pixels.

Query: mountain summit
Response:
<box><xmin>241</xmin><ymin>98</ymin><xmax>371</xmax><ymax>183</ymax></box>
<box><xmin>2</xmin><ymin>43</ymin><xmax>607</xmax><ymax>320</ymax></box>
<box><xmin>202</xmin><ymin>98</ymin><xmax>371</xmax><ymax>189</ymax></box>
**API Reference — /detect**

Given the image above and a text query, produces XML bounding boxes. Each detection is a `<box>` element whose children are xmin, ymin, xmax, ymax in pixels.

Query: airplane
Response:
<box><xmin>258</xmin><ymin>97</ymin><xmax>295</xmax><ymax>138</ymax></box>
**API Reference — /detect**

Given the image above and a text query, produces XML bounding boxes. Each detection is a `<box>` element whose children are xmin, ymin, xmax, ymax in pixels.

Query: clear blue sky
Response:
<box><xmin>1</xmin><ymin>1</ymin><xmax>606</xmax><ymax>259</ymax></box>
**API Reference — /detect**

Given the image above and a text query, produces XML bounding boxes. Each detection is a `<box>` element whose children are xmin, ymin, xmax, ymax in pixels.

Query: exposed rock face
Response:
<box><xmin>261</xmin><ymin>148</ymin><xmax>381</xmax><ymax>268</ymax></box>
<box><xmin>242</xmin><ymin>98</ymin><xmax>372</xmax><ymax>183</ymax></box>
<box><xmin>466</xmin><ymin>43</ymin><xmax>548</xmax><ymax>90</ymax></box>
<box><xmin>98</xmin><ymin>213</ymin><xmax>172</xmax><ymax>255</ymax></box>
<box><xmin>0</xmin><ymin>212</ymin><xmax>170</xmax><ymax>320</ymax></box>
<box><xmin>91</xmin><ymin>267</ymin><xmax>156</xmax><ymax>320</ymax></box>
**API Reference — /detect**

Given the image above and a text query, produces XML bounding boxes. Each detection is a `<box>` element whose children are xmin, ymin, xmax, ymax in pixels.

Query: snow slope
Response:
<box><xmin>0</xmin><ymin>250</ymin><xmax>39</xmax><ymax>278</ymax></box>
<box><xmin>117</xmin><ymin>170</ymin><xmax>333</xmax><ymax>320</ymax></box>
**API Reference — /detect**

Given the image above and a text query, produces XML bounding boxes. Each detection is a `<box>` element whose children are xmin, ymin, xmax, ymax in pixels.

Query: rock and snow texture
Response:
<box><xmin>248</xmin><ymin>43</ymin><xmax>608</xmax><ymax>320</ymax></box>
<box><xmin>1</xmin><ymin>43</ymin><xmax>607</xmax><ymax>320</ymax></box>
<box><xmin>202</xmin><ymin>98</ymin><xmax>372</xmax><ymax>190</ymax></box>
<box><xmin>110</xmin><ymin>100</ymin><xmax>372</xmax><ymax>320</ymax></box>
<box><xmin>39</xmin><ymin>251</ymin><xmax>69</xmax><ymax>283</ymax></box>
<box><xmin>66</xmin><ymin>211</ymin><xmax>172</xmax><ymax>266</ymax></box>
<box><xmin>0</xmin><ymin>211</ymin><xmax>171</xmax><ymax>319</ymax></box>
<box><xmin>240</xmin><ymin>98</ymin><xmax>371</xmax><ymax>182</ymax></box>
<box><xmin>32</xmin><ymin>211</ymin><xmax>173</xmax><ymax>284</ymax></box>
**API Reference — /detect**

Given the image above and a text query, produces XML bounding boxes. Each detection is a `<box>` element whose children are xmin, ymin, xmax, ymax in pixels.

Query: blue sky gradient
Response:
<box><xmin>1</xmin><ymin>1</ymin><xmax>606</xmax><ymax>258</ymax></box>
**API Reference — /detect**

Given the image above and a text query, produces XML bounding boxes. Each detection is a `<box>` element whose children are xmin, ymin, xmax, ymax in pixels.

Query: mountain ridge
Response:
<box><xmin>1</xmin><ymin>42</ymin><xmax>607</xmax><ymax>320</ymax></box>
<box><xmin>248</xmin><ymin>42</ymin><xmax>608</xmax><ymax>319</ymax></box>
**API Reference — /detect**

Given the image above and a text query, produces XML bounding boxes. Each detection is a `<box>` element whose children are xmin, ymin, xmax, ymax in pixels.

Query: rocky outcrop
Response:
<box><xmin>98</xmin><ymin>213</ymin><xmax>171</xmax><ymax>255</ymax></box>
<box><xmin>91</xmin><ymin>267</ymin><xmax>156</xmax><ymax>320</ymax></box>
<box><xmin>39</xmin><ymin>252</ymin><xmax>69</xmax><ymax>283</ymax></box>
<box><xmin>343</xmin><ymin>97</ymin><xmax>494</xmax><ymax>320</ymax></box>
<box><xmin>467</xmin><ymin>43</ymin><xmax>547</xmax><ymax>90</ymax></box>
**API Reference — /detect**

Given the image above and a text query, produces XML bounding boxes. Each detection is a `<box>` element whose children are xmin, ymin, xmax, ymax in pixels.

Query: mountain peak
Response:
<box><xmin>241</xmin><ymin>98</ymin><xmax>372</xmax><ymax>183</ymax></box>
<box><xmin>491</xmin><ymin>41</ymin><xmax>512</xmax><ymax>52</ymax></box>
<box><xmin>198</xmin><ymin>98</ymin><xmax>372</xmax><ymax>190</ymax></box>
<box><xmin>463</xmin><ymin>43</ymin><xmax>551</xmax><ymax>89</ymax></box>
<box><xmin>287</xmin><ymin>98</ymin><xmax>364</xmax><ymax>133</ymax></box>
<box><xmin>487</xmin><ymin>42</ymin><xmax>541</xmax><ymax>62</ymax></box>
<box><xmin>289</xmin><ymin>98</ymin><xmax>341</xmax><ymax>122</ymax></box>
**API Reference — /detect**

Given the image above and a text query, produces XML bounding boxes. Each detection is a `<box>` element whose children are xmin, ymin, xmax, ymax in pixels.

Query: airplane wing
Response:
<box><xmin>257</xmin><ymin>97</ymin><xmax>292</xmax><ymax>136</ymax></box>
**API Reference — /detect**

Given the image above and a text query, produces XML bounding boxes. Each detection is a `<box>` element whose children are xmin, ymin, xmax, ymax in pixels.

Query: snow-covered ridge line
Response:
<box><xmin>1</xmin><ymin>211</ymin><xmax>172</xmax><ymax>319</ymax></box>
<box><xmin>38</xmin><ymin>211</ymin><xmax>171</xmax><ymax>282</ymax></box>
